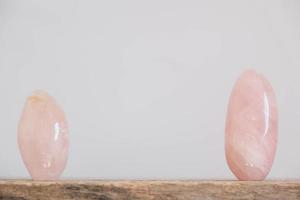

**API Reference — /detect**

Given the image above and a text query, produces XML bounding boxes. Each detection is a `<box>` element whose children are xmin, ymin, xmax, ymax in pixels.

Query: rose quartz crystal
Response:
<box><xmin>225</xmin><ymin>70</ymin><xmax>278</xmax><ymax>180</ymax></box>
<box><xmin>18</xmin><ymin>90</ymin><xmax>69</xmax><ymax>180</ymax></box>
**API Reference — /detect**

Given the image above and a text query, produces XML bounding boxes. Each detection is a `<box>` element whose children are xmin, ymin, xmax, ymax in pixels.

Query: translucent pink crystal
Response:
<box><xmin>225</xmin><ymin>70</ymin><xmax>278</xmax><ymax>180</ymax></box>
<box><xmin>18</xmin><ymin>91</ymin><xmax>69</xmax><ymax>180</ymax></box>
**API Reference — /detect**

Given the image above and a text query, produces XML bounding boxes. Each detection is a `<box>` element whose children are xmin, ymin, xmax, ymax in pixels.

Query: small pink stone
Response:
<box><xmin>225</xmin><ymin>70</ymin><xmax>278</xmax><ymax>180</ymax></box>
<box><xmin>18</xmin><ymin>90</ymin><xmax>69</xmax><ymax>180</ymax></box>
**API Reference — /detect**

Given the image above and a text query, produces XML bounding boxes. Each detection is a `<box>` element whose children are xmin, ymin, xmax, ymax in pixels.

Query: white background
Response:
<box><xmin>0</xmin><ymin>0</ymin><xmax>300</xmax><ymax>179</ymax></box>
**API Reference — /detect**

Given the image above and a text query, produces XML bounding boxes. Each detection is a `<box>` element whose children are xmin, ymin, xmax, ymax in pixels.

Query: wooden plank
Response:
<box><xmin>0</xmin><ymin>180</ymin><xmax>300</xmax><ymax>200</ymax></box>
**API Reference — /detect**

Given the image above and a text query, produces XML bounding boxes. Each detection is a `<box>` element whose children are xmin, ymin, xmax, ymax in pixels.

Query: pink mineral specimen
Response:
<box><xmin>18</xmin><ymin>90</ymin><xmax>69</xmax><ymax>180</ymax></box>
<box><xmin>225</xmin><ymin>70</ymin><xmax>278</xmax><ymax>180</ymax></box>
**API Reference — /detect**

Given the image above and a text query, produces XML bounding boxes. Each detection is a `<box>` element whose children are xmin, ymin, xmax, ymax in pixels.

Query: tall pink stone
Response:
<box><xmin>225</xmin><ymin>70</ymin><xmax>278</xmax><ymax>180</ymax></box>
<box><xmin>18</xmin><ymin>90</ymin><xmax>69</xmax><ymax>180</ymax></box>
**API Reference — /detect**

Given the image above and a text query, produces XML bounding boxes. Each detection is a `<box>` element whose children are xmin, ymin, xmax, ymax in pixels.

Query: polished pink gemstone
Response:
<box><xmin>225</xmin><ymin>70</ymin><xmax>278</xmax><ymax>180</ymax></box>
<box><xmin>18</xmin><ymin>91</ymin><xmax>69</xmax><ymax>180</ymax></box>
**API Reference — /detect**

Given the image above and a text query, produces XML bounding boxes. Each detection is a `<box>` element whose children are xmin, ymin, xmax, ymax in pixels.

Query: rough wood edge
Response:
<box><xmin>1</xmin><ymin>180</ymin><xmax>300</xmax><ymax>200</ymax></box>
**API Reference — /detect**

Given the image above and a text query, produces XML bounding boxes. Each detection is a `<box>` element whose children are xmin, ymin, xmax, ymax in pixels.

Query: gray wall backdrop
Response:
<box><xmin>0</xmin><ymin>0</ymin><xmax>300</xmax><ymax>179</ymax></box>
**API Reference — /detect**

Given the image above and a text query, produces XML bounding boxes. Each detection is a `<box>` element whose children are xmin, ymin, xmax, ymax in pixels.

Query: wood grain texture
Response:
<box><xmin>0</xmin><ymin>180</ymin><xmax>300</xmax><ymax>200</ymax></box>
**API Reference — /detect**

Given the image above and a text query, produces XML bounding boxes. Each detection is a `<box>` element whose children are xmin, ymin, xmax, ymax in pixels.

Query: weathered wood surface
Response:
<box><xmin>0</xmin><ymin>180</ymin><xmax>300</xmax><ymax>200</ymax></box>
